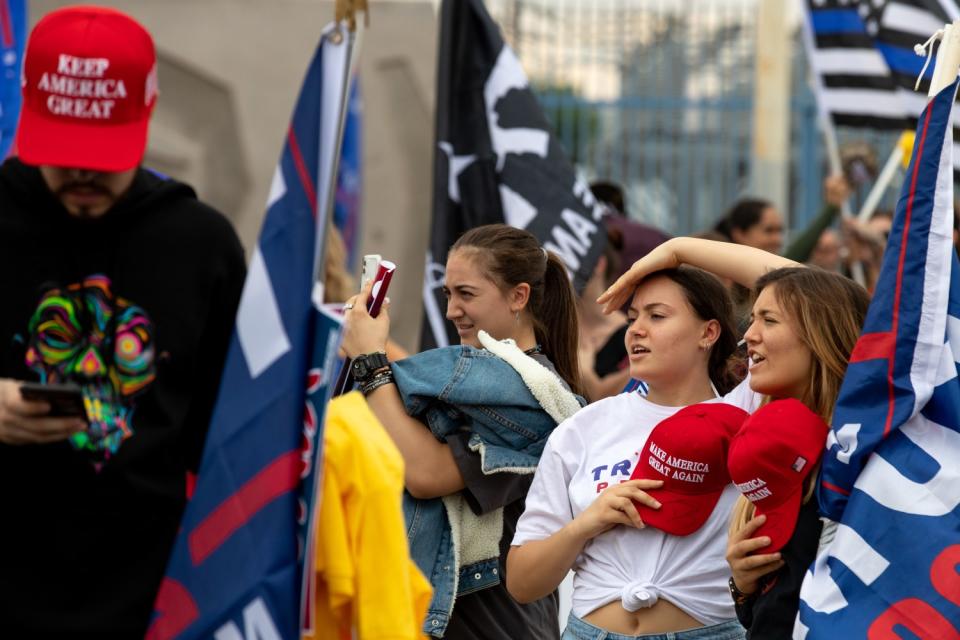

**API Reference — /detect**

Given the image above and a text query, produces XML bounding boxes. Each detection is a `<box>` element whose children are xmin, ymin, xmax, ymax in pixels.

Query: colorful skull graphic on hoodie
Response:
<box><xmin>24</xmin><ymin>274</ymin><xmax>156</xmax><ymax>462</ymax></box>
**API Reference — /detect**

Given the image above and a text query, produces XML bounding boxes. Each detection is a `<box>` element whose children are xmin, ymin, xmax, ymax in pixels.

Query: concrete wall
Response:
<box><xmin>30</xmin><ymin>0</ymin><xmax>437</xmax><ymax>351</ymax></box>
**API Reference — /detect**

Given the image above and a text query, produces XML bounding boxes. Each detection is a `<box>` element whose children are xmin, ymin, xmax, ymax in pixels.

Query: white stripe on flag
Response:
<box><xmin>910</xmin><ymin>98</ymin><xmax>955</xmax><ymax>412</ymax></box>
<box><xmin>882</xmin><ymin>2</ymin><xmax>946</xmax><ymax>37</ymax></box>
<box><xmin>948</xmin><ymin>314</ymin><xmax>960</xmax><ymax>363</ymax></box>
<box><xmin>237</xmin><ymin>247</ymin><xmax>292</xmax><ymax>378</ymax></box>
<box><xmin>898</xmin><ymin>88</ymin><xmax>935</xmax><ymax>118</ymax></box>
<box><xmin>936</xmin><ymin>0</ymin><xmax>960</xmax><ymax>20</ymax></box>
<box><xmin>267</xmin><ymin>166</ymin><xmax>286</xmax><ymax>208</ymax></box>
<box><xmin>820</xmin><ymin>88</ymin><xmax>909</xmax><ymax>118</ymax></box>
<box><xmin>933</xmin><ymin>338</ymin><xmax>957</xmax><ymax>387</ymax></box>
<box><xmin>792</xmin><ymin>619</ymin><xmax>809</xmax><ymax>640</ymax></box>
<box><xmin>896</xmin><ymin>90</ymin><xmax>960</xmax><ymax>138</ymax></box>
<box><xmin>813</xmin><ymin>49</ymin><xmax>890</xmax><ymax>76</ymax></box>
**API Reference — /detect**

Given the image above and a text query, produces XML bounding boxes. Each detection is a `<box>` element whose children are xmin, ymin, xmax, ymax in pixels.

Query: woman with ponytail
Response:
<box><xmin>597</xmin><ymin>237</ymin><xmax>869</xmax><ymax>639</ymax></box>
<box><xmin>341</xmin><ymin>223</ymin><xmax>584</xmax><ymax>639</ymax></box>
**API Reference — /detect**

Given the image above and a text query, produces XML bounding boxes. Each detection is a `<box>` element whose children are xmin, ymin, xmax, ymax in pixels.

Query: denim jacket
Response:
<box><xmin>391</xmin><ymin>335</ymin><xmax>583</xmax><ymax>636</ymax></box>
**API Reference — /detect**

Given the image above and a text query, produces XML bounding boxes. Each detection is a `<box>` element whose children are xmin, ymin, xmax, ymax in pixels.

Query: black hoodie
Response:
<box><xmin>0</xmin><ymin>158</ymin><xmax>246</xmax><ymax>636</ymax></box>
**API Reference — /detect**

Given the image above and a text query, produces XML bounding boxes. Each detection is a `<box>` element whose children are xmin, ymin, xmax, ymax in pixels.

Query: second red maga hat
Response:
<box><xmin>727</xmin><ymin>399</ymin><xmax>829</xmax><ymax>552</ymax></box>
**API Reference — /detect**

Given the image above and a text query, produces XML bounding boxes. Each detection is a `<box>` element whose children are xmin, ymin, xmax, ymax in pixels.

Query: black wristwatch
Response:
<box><xmin>351</xmin><ymin>351</ymin><xmax>390</xmax><ymax>383</ymax></box>
<box><xmin>728</xmin><ymin>577</ymin><xmax>755</xmax><ymax>607</ymax></box>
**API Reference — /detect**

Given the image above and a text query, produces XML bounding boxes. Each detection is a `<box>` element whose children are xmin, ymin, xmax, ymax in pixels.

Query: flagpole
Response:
<box><xmin>856</xmin><ymin>132</ymin><xmax>910</xmax><ymax>222</ymax></box>
<box><xmin>313</xmin><ymin>16</ymin><xmax>364</xmax><ymax>290</ymax></box>
<box><xmin>928</xmin><ymin>21</ymin><xmax>960</xmax><ymax>98</ymax></box>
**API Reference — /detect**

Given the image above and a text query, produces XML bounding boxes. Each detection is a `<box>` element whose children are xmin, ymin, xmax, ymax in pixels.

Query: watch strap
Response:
<box><xmin>728</xmin><ymin>577</ymin><xmax>755</xmax><ymax>607</ymax></box>
<box><xmin>352</xmin><ymin>351</ymin><xmax>390</xmax><ymax>383</ymax></box>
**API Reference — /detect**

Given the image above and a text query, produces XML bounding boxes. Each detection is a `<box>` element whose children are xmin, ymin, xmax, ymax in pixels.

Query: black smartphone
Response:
<box><xmin>19</xmin><ymin>382</ymin><xmax>87</xmax><ymax>419</ymax></box>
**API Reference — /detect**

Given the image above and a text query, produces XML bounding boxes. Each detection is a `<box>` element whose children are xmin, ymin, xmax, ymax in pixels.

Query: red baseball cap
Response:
<box><xmin>631</xmin><ymin>403</ymin><xmax>749</xmax><ymax>536</ymax></box>
<box><xmin>17</xmin><ymin>6</ymin><xmax>158</xmax><ymax>171</ymax></box>
<box><xmin>727</xmin><ymin>399</ymin><xmax>829</xmax><ymax>552</ymax></box>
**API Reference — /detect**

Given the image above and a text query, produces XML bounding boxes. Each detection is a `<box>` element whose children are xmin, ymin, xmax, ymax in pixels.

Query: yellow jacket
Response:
<box><xmin>305</xmin><ymin>392</ymin><xmax>431</xmax><ymax>640</ymax></box>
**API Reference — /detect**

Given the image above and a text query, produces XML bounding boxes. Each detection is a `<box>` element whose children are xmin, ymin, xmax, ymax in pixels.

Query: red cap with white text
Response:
<box><xmin>16</xmin><ymin>6</ymin><xmax>158</xmax><ymax>171</ymax></box>
<box><xmin>726</xmin><ymin>399</ymin><xmax>829</xmax><ymax>552</ymax></box>
<box><xmin>630</xmin><ymin>403</ymin><xmax>749</xmax><ymax>536</ymax></box>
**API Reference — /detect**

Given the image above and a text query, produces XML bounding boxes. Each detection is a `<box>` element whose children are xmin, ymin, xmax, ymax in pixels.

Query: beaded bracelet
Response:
<box><xmin>361</xmin><ymin>370</ymin><xmax>395</xmax><ymax>396</ymax></box>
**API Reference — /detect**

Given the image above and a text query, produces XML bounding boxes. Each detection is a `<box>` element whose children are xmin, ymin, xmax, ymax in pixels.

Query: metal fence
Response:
<box><xmin>486</xmin><ymin>0</ymin><xmax>905</xmax><ymax>237</ymax></box>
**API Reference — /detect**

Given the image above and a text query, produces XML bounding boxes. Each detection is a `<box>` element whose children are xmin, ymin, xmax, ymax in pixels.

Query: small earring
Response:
<box><xmin>515</xmin><ymin>310</ymin><xmax>520</xmax><ymax>322</ymax></box>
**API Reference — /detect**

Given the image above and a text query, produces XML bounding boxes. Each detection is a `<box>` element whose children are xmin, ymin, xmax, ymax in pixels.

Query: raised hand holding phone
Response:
<box><xmin>334</xmin><ymin>258</ymin><xmax>396</xmax><ymax>395</ymax></box>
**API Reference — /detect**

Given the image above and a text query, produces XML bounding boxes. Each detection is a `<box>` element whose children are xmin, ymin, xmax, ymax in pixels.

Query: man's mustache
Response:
<box><xmin>56</xmin><ymin>182</ymin><xmax>113</xmax><ymax>198</ymax></box>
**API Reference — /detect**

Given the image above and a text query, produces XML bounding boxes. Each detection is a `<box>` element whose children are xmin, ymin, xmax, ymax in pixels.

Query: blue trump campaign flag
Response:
<box><xmin>797</xmin><ymin>78</ymin><xmax>960</xmax><ymax>638</ymax></box>
<box><xmin>147</xmin><ymin>24</ymin><xmax>352</xmax><ymax>640</ymax></box>
<box><xmin>0</xmin><ymin>0</ymin><xmax>26</xmax><ymax>159</ymax></box>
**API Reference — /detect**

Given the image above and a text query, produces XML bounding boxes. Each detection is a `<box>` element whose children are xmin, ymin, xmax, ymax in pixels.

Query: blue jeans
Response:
<box><xmin>562</xmin><ymin>612</ymin><xmax>746</xmax><ymax>640</ymax></box>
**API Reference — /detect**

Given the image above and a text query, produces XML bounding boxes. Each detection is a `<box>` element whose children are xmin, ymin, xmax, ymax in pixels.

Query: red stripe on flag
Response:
<box><xmin>188</xmin><ymin>450</ymin><xmax>301</xmax><ymax>565</ymax></box>
<box><xmin>821</xmin><ymin>480</ymin><xmax>851</xmax><ymax>497</ymax></box>
<box><xmin>850</xmin><ymin>332</ymin><xmax>895</xmax><ymax>363</ymax></box>
<box><xmin>185</xmin><ymin>470</ymin><xmax>196</xmax><ymax>500</ymax></box>
<box><xmin>0</xmin><ymin>1</ymin><xmax>13</xmax><ymax>48</ymax></box>
<box><xmin>287</xmin><ymin>127</ymin><xmax>317</xmax><ymax>213</ymax></box>
<box><xmin>145</xmin><ymin>578</ymin><xmax>199</xmax><ymax>640</ymax></box>
<box><xmin>886</xmin><ymin>106</ymin><xmax>933</xmax><ymax>436</ymax></box>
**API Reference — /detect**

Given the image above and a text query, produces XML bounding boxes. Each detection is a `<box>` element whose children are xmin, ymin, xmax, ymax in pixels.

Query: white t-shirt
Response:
<box><xmin>512</xmin><ymin>378</ymin><xmax>761</xmax><ymax>624</ymax></box>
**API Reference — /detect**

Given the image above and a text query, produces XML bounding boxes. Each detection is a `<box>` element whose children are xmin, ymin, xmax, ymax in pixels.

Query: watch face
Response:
<box><xmin>352</xmin><ymin>360</ymin><xmax>366</xmax><ymax>376</ymax></box>
<box><xmin>351</xmin><ymin>353</ymin><xmax>386</xmax><ymax>381</ymax></box>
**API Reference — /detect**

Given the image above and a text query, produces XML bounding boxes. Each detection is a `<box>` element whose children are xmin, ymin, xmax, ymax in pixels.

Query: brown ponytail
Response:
<box><xmin>536</xmin><ymin>252</ymin><xmax>583</xmax><ymax>396</ymax></box>
<box><xmin>452</xmin><ymin>224</ymin><xmax>584</xmax><ymax>396</ymax></box>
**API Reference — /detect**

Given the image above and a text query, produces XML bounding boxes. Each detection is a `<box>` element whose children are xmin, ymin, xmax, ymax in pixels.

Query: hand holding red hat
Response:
<box><xmin>569</xmin><ymin>479</ymin><xmax>663</xmax><ymax>542</ymax></box>
<box><xmin>630</xmin><ymin>403</ymin><xmax>749</xmax><ymax>536</ymax></box>
<box><xmin>726</xmin><ymin>399</ymin><xmax>829</xmax><ymax>552</ymax></box>
<box><xmin>725</xmin><ymin>513</ymin><xmax>784</xmax><ymax>598</ymax></box>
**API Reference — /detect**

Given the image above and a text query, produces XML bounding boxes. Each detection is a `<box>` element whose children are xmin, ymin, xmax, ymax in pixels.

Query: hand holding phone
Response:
<box><xmin>19</xmin><ymin>382</ymin><xmax>88</xmax><ymax>418</ymax></box>
<box><xmin>334</xmin><ymin>258</ymin><xmax>397</xmax><ymax>396</ymax></box>
<box><xmin>0</xmin><ymin>379</ymin><xmax>87</xmax><ymax>445</ymax></box>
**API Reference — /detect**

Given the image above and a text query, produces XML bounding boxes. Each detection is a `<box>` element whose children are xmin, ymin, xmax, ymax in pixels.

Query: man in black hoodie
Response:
<box><xmin>0</xmin><ymin>6</ymin><xmax>246</xmax><ymax>636</ymax></box>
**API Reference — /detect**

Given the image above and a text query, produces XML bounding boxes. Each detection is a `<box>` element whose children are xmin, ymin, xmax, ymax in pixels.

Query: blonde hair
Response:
<box><xmin>323</xmin><ymin>227</ymin><xmax>356</xmax><ymax>303</ymax></box>
<box><xmin>730</xmin><ymin>268</ymin><xmax>869</xmax><ymax>535</ymax></box>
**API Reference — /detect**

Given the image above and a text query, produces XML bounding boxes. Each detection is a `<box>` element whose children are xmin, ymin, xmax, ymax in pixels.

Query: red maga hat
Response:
<box><xmin>17</xmin><ymin>6</ymin><xmax>158</xmax><ymax>171</ymax></box>
<box><xmin>631</xmin><ymin>403</ymin><xmax>749</xmax><ymax>536</ymax></box>
<box><xmin>727</xmin><ymin>399</ymin><xmax>829</xmax><ymax>552</ymax></box>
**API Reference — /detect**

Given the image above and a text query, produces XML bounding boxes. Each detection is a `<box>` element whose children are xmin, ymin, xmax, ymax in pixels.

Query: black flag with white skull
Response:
<box><xmin>420</xmin><ymin>0</ymin><xmax>607</xmax><ymax>349</ymax></box>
